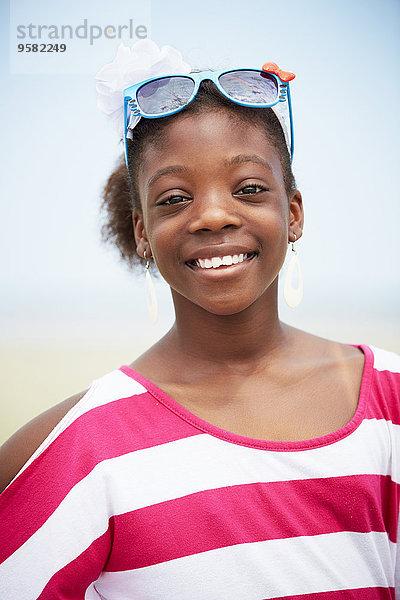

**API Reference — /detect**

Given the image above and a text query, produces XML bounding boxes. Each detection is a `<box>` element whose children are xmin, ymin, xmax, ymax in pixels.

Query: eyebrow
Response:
<box><xmin>146</xmin><ymin>165</ymin><xmax>191</xmax><ymax>191</ymax></box>
<box><xmin>224</xmin><ymin>154</ymin><xmax>274</xmax><ymax>171</ymax></box>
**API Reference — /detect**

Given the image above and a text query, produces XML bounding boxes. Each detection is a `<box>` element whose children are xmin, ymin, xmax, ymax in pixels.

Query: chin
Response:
<box><xmin>171</xmin><ymin>284</ymin><xmax>274</xmax><ymax>318</ymax></box>
<box><xmin>196</xmin><ymin>297</ymin><xmax>259</xmax><ymax>317</ymax></box>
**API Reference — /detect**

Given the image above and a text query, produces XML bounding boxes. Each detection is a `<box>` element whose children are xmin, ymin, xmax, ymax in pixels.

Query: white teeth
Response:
<box><xmin>194</xmin><ymin>253</ymin><xmax>250</xmax><ymax>269</ymax></box>
<box><xmin>211</xmin><ymin>257</ymin><xmax>222</xmax><ymax>268</ymax></box>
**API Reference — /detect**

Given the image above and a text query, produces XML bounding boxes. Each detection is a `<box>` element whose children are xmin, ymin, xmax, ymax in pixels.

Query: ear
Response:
<box><xmin>132</xmin><ymin>211</ymin><xmax>150</xmax><ymax>259</ymax></box>
<box><xmin>288</xmin><ymin>189</ymin><xmax>304</xmax><ymax>242</ymax></box>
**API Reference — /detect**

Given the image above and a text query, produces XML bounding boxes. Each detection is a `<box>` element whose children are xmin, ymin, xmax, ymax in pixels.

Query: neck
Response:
<box><xmin>167</xmin><ymin>284</ymin><xmax>288</xmax><ymax>367</ymax></box>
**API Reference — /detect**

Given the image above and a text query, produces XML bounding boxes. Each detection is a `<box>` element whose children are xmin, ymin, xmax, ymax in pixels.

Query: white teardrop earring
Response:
<box><xmin>144</xmin><ymin>250</ymin><xmax>158</xmax><ymax>324</ymax></box>
<box><xmin>283</xmin><ymin>234</ymin><xmax>303</xmax><ymax>308</ymax></box>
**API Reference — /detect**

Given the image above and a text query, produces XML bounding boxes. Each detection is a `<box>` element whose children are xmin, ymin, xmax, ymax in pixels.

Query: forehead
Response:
<box><xmin>138</xmin><ymin>109</ymin><xmax>285</xmax><ymax>186</ymax></box>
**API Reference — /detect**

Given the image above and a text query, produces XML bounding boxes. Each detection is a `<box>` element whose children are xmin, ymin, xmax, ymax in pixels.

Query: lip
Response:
<box><xmin>184</xmin><ymin>244</ymin><xmax>258</xmax><ymax>264</ymax></box>
<box><xmin>185</xmin><ymin>252</ymin><xmax>257</xmax><ymax>276</ymax></box>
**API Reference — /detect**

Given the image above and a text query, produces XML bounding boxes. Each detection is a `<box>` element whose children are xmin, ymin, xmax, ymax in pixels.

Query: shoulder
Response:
<box><xmin>0</xmin><ymin>366</ymin><xmax>150</xmax><ymax>494</ymax></box>
<box><xmin>284</xmin><ymin>325</ymin><xmax>366</xmax><ymax>370</ymax></box>
<box><xmin>368</xmin><ymin>345</ymin><xmax>400</xmax><ymax>374</ymax></box>
<box><xmin>0</xmin><ymin>391</ymin><xmax>86</xmax><ymax>493</ymax></box>
<box><xmin>366</xmin><ymin>345</ymin><xmax>400</xmax><ymax>418</ymax></box>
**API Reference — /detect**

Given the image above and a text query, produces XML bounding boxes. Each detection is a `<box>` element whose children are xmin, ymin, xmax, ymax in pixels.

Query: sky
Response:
<box><xmin>1</xmin><ymin>0</ymin><xmax>399</xmax><ymax>350</ymax></box>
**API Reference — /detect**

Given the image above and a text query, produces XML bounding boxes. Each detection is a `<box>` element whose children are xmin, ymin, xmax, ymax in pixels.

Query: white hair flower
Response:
<box><xmin>95</xmin><ymin>39</ymin><xmax>191</xmax><ymax>139</ymax></box>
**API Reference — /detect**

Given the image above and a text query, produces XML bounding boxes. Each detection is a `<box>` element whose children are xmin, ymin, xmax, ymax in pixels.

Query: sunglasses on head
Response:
<box><xmin>123</xmin><ymin>67</ymin><xmax>295</xmax><ymax>167</ymax></box>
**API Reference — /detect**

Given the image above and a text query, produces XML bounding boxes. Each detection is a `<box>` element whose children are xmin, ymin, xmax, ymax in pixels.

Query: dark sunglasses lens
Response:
<box><xmin>219</xmin><ymin>70</ymin><xmax>278</xmax><ymax>104</ymax></box>
<box><xmin>137</xmin><ymin>76</ymin><xmax>195</xmax><ymax>114</ymax></box>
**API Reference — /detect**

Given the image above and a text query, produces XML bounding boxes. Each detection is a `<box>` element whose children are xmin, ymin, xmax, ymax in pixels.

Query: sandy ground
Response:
<box><xmin>0</xmin><ymin>342</ymin><xmax>145</xmax><ymax>445</ymax></box>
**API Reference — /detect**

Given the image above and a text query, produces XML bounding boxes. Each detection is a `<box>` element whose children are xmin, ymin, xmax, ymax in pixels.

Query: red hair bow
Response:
<box><xmin>262</xmin><ymin>62</ymin><xmax>295</xmax><ymax>82</ymax></box>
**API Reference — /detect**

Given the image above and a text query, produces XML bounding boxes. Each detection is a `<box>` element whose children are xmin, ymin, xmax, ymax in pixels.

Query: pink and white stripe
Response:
<box><xmin>0</xmin><ymin>344</ymin><xmax>399</xmax><ymax>599</ymax></box>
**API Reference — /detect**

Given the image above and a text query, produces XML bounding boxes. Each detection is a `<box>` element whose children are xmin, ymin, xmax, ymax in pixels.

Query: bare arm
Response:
<box><xmin>0</xmin><ymin>391</ymin><xmax>86</xmax><ymax>493</ymax></box>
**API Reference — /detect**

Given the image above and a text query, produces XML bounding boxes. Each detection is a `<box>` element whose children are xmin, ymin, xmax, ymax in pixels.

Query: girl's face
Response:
<box><xmin>134</xmin><ymin>109</ymin><xmax>303</xmax><ymax>316</ymax></box>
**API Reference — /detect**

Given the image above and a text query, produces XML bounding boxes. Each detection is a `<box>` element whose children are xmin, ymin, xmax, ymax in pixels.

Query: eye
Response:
<box><xmin>159</xmin><ymin>193</ymin><xmax>191</xmax><ymax>206</ymax></box>
<box><xmin>236</xmin><ymin>183</ymin><xmax>267</xmax><ymax>195</ymax></box>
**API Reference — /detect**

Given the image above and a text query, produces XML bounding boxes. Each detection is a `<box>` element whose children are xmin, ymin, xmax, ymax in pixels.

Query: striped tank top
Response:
<box><xmin>1</xmin><ymin>344</ymin><xmax>399</xmax><ymax>598</ymax></box>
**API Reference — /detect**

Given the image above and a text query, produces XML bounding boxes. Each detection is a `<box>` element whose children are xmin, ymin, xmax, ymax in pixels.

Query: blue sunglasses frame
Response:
<box><xmin>123</xmin><ymin>68</ymin><xmax>294</xmax><ymax>166</ymax></box>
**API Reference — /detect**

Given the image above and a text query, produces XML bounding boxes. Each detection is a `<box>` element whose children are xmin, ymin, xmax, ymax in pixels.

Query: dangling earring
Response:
<box><xmin>144</xmin><ymin>250</ymin><xmax>158</xmax><ymax>323</ymax></box>
<box><xmin>283</xmin><ymin>234</ymin><xmax>303</xmax><ymax>308</ymax></box>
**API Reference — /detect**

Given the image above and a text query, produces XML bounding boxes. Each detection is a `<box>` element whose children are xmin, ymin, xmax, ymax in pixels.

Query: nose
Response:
<box><xmin>187</xmin><ymin>193</ymin><xmax>242</xmax><ymax>234</ymax></box>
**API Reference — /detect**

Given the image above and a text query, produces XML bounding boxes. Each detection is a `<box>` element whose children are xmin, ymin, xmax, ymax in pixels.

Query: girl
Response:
<box><xmin>1</xmin><ymin>40</ymin><xmax>399</xmax><ymax>599</ymax></box>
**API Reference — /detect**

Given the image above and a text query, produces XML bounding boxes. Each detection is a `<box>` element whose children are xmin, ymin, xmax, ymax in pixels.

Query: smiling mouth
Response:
<box><xmin>186</xmin><ymin>252</ymin><xmax>257</xmax><ymax>270</ymax></box>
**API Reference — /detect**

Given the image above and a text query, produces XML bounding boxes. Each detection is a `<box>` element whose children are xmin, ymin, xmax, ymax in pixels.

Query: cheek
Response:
<box><xmin>146</xmin><ymin>222</ymin><xmax>177</xmax><ymax>272</ymax></box>
<box><xmin>261</xmin><ymin>202</ymin><xmax>290</xmax><ymax>243</ymax></box>
<box><xmin>258</xmin><ymin>208</ymin><xmax>290</xmax><ymax>270</ymax></box>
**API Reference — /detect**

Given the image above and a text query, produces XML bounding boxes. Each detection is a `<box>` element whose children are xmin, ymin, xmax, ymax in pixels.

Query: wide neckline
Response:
<box><xmin>120</xmin><ymin>344</ymin><xmax>373</xmax><ymax>452</ymax></box>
